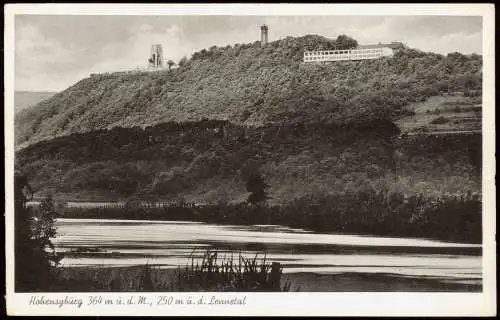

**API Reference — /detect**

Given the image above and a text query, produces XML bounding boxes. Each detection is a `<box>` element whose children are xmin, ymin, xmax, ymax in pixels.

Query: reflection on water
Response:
<box><xmin>53</xmin><ymin>218</ymin><xmax>482</xmax><ymax>286</ymax></box>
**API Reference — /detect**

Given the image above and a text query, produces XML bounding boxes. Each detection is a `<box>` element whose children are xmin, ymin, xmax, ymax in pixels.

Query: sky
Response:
<box><xmin>14</xmin><ymin>15</ymin><xmax>483</xmax><ymax>92</ymax></box>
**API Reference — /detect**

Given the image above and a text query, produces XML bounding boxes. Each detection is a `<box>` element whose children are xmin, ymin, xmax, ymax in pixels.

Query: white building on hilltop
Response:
<box><xmin>303</xmin><ymin>42</ymin><xmax>403</xmax><ymax>63</ymax></box>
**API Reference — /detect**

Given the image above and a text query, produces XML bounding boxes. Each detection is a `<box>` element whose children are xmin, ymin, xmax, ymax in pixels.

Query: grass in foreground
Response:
<box><xmin>51</xmin><ymin>249</ymin><xmax>292</xmax><ymax>292</ymax></box>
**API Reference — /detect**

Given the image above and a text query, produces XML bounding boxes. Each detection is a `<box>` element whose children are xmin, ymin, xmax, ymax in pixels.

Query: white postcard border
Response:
<box><xmin>4</xmin><ymin>3</ymin><xmax>496</xmax><ymax>317</ymax></box>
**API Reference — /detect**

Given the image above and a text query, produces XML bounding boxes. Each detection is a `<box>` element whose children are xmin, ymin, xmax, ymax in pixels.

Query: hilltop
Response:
<box><xmin>15</xmin><ymin>35</ymin><xmax>482</xmax><ymax>148</ymax></box>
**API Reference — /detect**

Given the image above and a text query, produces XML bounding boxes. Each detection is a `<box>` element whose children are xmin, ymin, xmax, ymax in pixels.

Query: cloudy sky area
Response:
<box><xmin>15</xmin><ymin>15</ymin><xmax>482</xmax><ymax>92</ymax></box>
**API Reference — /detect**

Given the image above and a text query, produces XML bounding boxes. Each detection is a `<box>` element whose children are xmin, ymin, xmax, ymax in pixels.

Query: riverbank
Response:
<box><xmin>54</xmin><ymin>190</ymin><xmax>482</xmax><ymax>244</ymax></box>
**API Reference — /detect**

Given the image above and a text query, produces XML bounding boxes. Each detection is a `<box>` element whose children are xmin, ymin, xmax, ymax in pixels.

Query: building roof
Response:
<box><xmin>358</xmin><ymin>42</ymin><xmax>405</xmax><ymax>49</ymax></box>
<box><xmin>357</xmin><ymin>44</ymin><xmax>387</xmax><ymax>49</ymax></box>
<box><xmin>303</xmin><ymin>41</ymin><xmax>404</xmax><ymax>53</ymax></box>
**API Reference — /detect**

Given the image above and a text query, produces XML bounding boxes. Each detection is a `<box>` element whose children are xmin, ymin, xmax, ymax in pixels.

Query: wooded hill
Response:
<box><xmin>15</xmin><ymin>35</ymin><xmax>482</xmax><ymax>148</ymax></box>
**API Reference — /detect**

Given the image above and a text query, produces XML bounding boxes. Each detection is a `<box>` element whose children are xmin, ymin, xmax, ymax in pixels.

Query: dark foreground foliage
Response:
<box><xmin>62</xmin><ymin>190</ymin><xmax>481</xmax><ymax>244</ymax></box>
<box><xmin>15</xmin><ymin>173</ymin><xmax>61</xmax><ymax>292</ymax></box>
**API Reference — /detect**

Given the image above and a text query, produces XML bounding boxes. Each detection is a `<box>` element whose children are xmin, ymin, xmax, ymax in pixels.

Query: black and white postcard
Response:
<box><xmin>4</xmin><ymin>3</ymin><xmax>496</xmax><ymax>316</ymax></box>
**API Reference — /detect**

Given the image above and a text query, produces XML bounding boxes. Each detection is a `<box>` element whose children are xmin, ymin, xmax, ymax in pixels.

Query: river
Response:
<box><xmin>53</xmin><ymin>218</ymin><xmax>482</xmax><ymax>291</ymax></box>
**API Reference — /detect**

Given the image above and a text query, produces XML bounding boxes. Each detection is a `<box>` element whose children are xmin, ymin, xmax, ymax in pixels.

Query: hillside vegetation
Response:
<box><xmin>15</xmin><ymin>35</ymin><xmax>482</xmax><ymax>148</ymax></box>
<box><xmin>16</xmin><ymin>120</ymin><xmax>481</xmax><ymax>204</ymax></box>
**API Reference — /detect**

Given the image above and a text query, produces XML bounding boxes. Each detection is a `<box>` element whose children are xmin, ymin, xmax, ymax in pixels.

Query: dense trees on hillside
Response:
<box><xmin>15</xmin><ymin>120</ymin><xmax>481</xmax><ymax>203</ymax></box>
<box><xmin>15</xmin><ymin>35</ymin><xmax>482</xmax><ymax>147</ymax></box>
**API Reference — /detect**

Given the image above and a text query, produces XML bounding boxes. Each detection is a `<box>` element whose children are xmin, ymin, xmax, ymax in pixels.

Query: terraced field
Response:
<box><xmin>395</xmin><ymin>94</ymin><xmax>482</xmax><ymax>135</ymax></box>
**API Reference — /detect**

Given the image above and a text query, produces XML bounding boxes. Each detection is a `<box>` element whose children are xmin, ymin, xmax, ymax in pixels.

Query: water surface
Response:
<box><xmin>53</xmin><ymin>218</ymin><xmax>482</xmax><ymax>289</ymax></box>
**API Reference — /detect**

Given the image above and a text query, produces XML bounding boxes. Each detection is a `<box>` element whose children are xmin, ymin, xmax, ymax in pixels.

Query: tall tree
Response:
<box><xmin>178</xmin><ymin>56</ymin><xmax>188</xmax><ymax>67</ymax></box>
<box><xmin>32</xmin><ymin>195</ymin><xmax>61</xmax><ymax>268</ymax></box>
<box><xmin>245</xmin><ymin>172</ymin><xmax>270</xmax><ymax>205</ymax></box>
<box><xmin>167</xmin><ymin>60</ymin><xmax>175</xmax><ymax>71</ymax></box>
<box><xmin>335</xmin><ymin>34</ymin><xmax>358</xmax><ymax>50</ymax></box>
<box><xmin>15</xmin><ymin>172</ymin><xmax>60</xmax><ymax>292</ymax></box>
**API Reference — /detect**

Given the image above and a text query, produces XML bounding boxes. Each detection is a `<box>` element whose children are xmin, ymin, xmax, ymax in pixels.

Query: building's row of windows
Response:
<box><xmin>304</xmin><ymin>53</ymin><xmax>383</xmax><ymax>59</ymax></box>
<box><xmin>303</xmin><ymin>53</ymin><xmax>385</xmax><ymax>62</ymax></box>
<box><xmin>304</xmin><ymin>52</ymin><xmax>384</xmax><ymax>58</ymax></box>
<box><xmin>304</xmin><ymin>48</ymin><xmax>384</xmax><ymax>57</ymax></box>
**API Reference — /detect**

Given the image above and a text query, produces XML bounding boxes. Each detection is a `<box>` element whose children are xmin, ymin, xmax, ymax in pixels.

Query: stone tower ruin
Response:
<box><xmin>260</xmin><ymin>24</ymin><xmax>268</xmax><ymax>47</ymax></box>
<box><xmin>148</xmin><ymin>44</ymin><xmax>164</xmax><ymax>69</ymax></box>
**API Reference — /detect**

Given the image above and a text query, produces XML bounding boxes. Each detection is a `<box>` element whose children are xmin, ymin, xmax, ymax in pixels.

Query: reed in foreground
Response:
<box><xmin>168</xmin><ymin>249</ymin><xmax>291</xmax><ymax>292</ymax></box>
<box><xmin>53</xmin><ymin>249</ymin><xmax>292</xmax><ymax>292</ymax></box>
